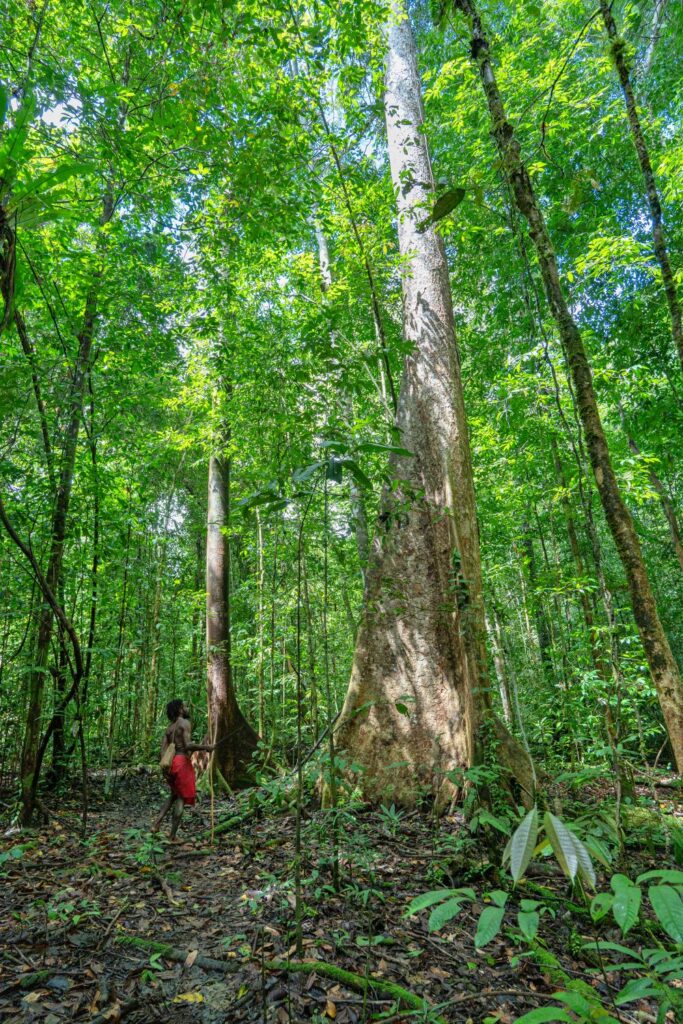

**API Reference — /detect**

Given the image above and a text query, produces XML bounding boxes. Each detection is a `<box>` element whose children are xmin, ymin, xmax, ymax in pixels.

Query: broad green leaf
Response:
<box><xmin>292</xmin><ymin>461</ymin><xmax>323</xmax><ymax>483</ymax></box>
<box><xmin>649</xmin><ymin>884</ymin><xmax>683</xmax><ymax>943</ymax></box>
<box><xmin>342</xmin><ymin>459</ymin><xmax>372</xmax><ymax>490</ymax></box>
<box><xmin>611</xmin><ymin>880</ymin><xmax>641</xmax><ymax>936</ymax></box>
<box><xmin>511</xmin><ymin>1007</ymin><xmax>573</xmax><ymax>1023</ymax></box>
<box><xmin>553</xmin><ymin>990</ymin><xmax>592</xmax><ymax>1016</ymax></box>
<box><xmin>614</xmin><ymin>978</ymin><xmax>658</xmax><ymax>1006</ymax></box>
<box><xmin>474</xmin><ymin>904</ymin><xmax>505</xmax><ymax>947</ymax></box>
<box><xmin>637</xmin><ymin>869</ymin><xmax>683</xmax><ymax>886</ymax></box>
<box><xmin>544</xmin><ymin>812</ymin><xmax>578</xmax><ymax>882</ymax></box>
<box><xmin>590</xmin><ymin>892</ymin><xmax>613</xmax><ymax>922</ymax></box>
<box><xmin>508</xmin><ymin>806</ymin><xmax>539</xmax><ymax>883</ymax></box>
<box><xmin>428</xmin><ymin>896</ymin><xmax>467</xmax><ymax>932</ymax></box>
<box><xmin>517</xmin><ymin>909</ymin><xmax>539</xmax><ymax>941</ymax></box>
<box><xmin>571</xmin><ymin>832</ymin><xmax>596</xmax><ymax>889</ymax></box>
<box><xmin>405</xmin><ymin>889</ymin><xmax>457</xmax><ymax>915</ymax></box>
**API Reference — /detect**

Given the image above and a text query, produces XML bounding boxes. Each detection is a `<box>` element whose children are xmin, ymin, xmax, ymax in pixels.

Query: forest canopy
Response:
<box><xmin>2</xmin><ymin>1</ymin><xmax>683</xmax><ymax>1022</ymax></box>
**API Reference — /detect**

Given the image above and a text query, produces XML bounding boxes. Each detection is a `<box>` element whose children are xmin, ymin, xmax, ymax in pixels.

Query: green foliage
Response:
<box><xmin>503</xmin><ymin>806</ymin><xmax>596</xmax><ymax>888</ymax></box>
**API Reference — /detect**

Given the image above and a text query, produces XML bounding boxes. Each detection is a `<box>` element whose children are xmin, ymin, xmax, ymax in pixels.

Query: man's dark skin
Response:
<box><xmin>153</xmin><ymin>701</ymin><xmax>214</xmax><ymax>838</ymax></box>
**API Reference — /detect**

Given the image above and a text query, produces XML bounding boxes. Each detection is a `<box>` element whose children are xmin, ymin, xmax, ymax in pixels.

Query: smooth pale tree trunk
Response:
<box><xmin>206</xmin><ymin>451</ymin><xmax>258</xmax><ymax>785</ymax></box>
<box><xmin>336</xmin><ymin>0</ymin><xmax>533</xmax><ymax>807</ymax></box>
<box><xmin>486</xmin><ymin>612</ymin><xmax>512</xmax><ymax>726</ymax></box>
<box><xmin>599</xmin><ymin>1</ymin><xmax>683</xmax><ymax>371</ymax></box>
<box><xmin>644</xmin><ymin>0</ymin><xmax>667</xmax><ymax>76</ymax></box>
<box><xmin>455</xmin><ymin>0</ymin><xmax>683</xmax><ymax>771</ymax></box>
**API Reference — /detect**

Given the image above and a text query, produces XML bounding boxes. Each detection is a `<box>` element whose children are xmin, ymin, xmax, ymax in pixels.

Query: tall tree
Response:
<box><xmin>453</xmin><ymin>0</ymin><xmax>683</xmax><ymax>771</ymax></box>
<box><xmin>336</xmin><ymin>0</ymin><xmax>533</xmax><ymax>807</ymax></box>
<box><xmin>206</xmin><ymin>386</ymin><xmax>259</xmax><ymax>786</ymax></box>
<box><xmin>598</xmin><ymin>0</ymin><xmax>683</xmax><ymax>371</ymax></box>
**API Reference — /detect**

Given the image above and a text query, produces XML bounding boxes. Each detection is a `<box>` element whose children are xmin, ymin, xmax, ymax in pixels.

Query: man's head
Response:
<box><xmin>166</xmin><ymin>698</ymin><xmax>186</xmax><ymax>722</ymax></box>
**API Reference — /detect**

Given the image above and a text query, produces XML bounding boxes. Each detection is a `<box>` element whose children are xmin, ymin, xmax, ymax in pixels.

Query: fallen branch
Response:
<box><xmin>114</xmin><ymin>934</ymin><xmax>444</xmax><ymax>1020</ymax></box>
<box><xmin>266</xmin><ymin>958</ymin><xmax>443</xmax><ymax>1019</ymax></box>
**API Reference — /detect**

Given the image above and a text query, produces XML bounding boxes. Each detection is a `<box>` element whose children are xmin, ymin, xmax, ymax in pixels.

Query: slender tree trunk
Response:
<box><xmin>104</xmin><ymin>522</ymin><xmax>131</xmax><ymax>797</ymax></box>
<box><xmin>618</xmin><ymin>412</ymin><xmax>683</xmax><ymax>573</ymax></box>
<box><xmin>644</xmin><ymin>0</ymin><xmax>667</xmax><ymax>76</ymax></box>
<box><xmin>256</xmin><ymin>512</ymin><xmax>266</xmax><ymax>738</ymax></box>
<box><xmin>487</xmin><ymin>612</ymin><xmax>512</xmax><ymax>725</ymax></box>
<box><xmin>521</xmin><ymin>518</ymin><xmax>554</xmax><ymax>678</ymax></box>
<box><xmin>599</xmin><ymin>0</ymin><xmax>683</xmax><ymax>370</ymax></box>
<box><xmin>456</xmin><ymin>0</ymin><xmax>683</xmax><ymax>771</ymax></box>
<box><xmin>206</xmin><ymin>442</ymin><xmax>258</xmax><ymax>785</ymax></box>
<box><xmin>17</xmin><ymin>254</ymin><xmax>107</xmax><ymax>821</ymax></box>
<box><xmin>302</xmin><ymin>553</ymin><xmax>319</xmax><ymax>738</ymax></box>
<box><xmin>336</xmin><ymin>0</ymin><xmax>533</xmax><ymax>807</ymax></box>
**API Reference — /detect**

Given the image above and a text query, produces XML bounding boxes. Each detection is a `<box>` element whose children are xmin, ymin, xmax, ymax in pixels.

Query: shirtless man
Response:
<box><xmin>153</xmin><ymin>699</ymin><xmax>214</xmax><ymax>839</ymax></box>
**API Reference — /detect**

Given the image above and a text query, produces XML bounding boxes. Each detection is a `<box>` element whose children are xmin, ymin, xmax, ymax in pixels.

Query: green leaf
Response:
<box><xmin>292</xmin><ymin>461</ymin><xmax>323</xmax><ymax>483</ymax></box>
<box><xmin>405</xmin><ymin>889</ymin><xmax>457</xmax><ymax>915</ymax></box>
<box><xmin>325</xmin><ymin>457</ymin><xmax>343</xmax><ymax>484</ymax></box>
<box><xmin>428</xmin><ymin>896</ymin><xmax>468</xmax><ymax>932</ymax></box>
<box><xmin>553</xmin><ymin>990</ymin><xmax>592</xmax><ymax>1016</ymax></box>
<box><xmin>590</xmin><ymin>892</ymin><xmax>613</xmax><ymax>922</ymax></box>
<box><xmin>474</xmin><ymin>904</ymin><xmax>505</xmax><ymax>947</ymax></box>
<box><xmin>507</xmin><ymin>806</ymin><xmax>539</xmax><ymax>883</ymax></box>
<box><xmin>570</xmin><ymin>832</ymin><xmax>597</xmax><ymax>889</ymax></box>
<box><xmin>636</xmin><ymin>869</ymin><xmax>683</xmax><ymax>886</ymax></box>
<box><xmin>610</xmin><ymin>878</ymin><xmax>641</xmax><ymax>936</ymax></box>
<box><xmin>418</xmin><ymin>187</ymin><xmax>466</xmax><ymax>231</ymax></box>
<box><xmin>511</xmin><ymin>1010</ymin><xmax>573</xmax><ymax>1024</ymax></box>
<box><xmin>649</xmin><ymin>884</ymin><xmax>683</xmax><ymax>943</ymax></box>
<box><xmin>341</xmin><ymin>459</ymin><xmax>372</xmax><ymax>490</ymax></box>
<box><xmin>517</xmin><ymin>910</ymin><xmax>539</xmax><ymax>941</ymax></box>
<box><xmin>543</xmin><ymin>812</ymin><xmax>578</xmax><ymax>882</ymax></box>
<box><xmin>614</xmin><ymin>978</ymin><xmax>658</xmax><ymax>1006</ymax></box>
<box><xmin>477</xmin><ymin>809</ymin><xmax>511</xmax><ymax>835</ymax></box>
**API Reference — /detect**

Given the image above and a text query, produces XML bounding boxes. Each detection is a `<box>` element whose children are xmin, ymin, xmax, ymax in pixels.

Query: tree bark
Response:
<box><xmin>335</xmin><ymin>0</ymin><xmax>533</xmax><ymax>807</ymax></box>
<box><xmin>206</xmin><ymin>443</ymin><xmax>258</xmax><ymax>785</ymax></box>
<box><xmin>599</xmin><ymin>0</ymin><xmax>683</xmax><ymax>371</ymax></box>
<box><xmin>456</xmin><ymin>0</ymin><xmax>683</xmax><ymax>771</ymax></box>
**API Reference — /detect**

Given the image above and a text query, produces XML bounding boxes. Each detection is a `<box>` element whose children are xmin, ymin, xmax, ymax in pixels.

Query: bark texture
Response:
<box><xmin>599</xmin><ymin>0</ymin><xmax>683</xmax><ymax>370</ymax></box>
<box><xmin>336</xmin><ymin>0</ymin><xmax>533</xmax><ymax>807</ymax></box>
<box><xmin>206</xmin><ymin>450</ymin><xmax>258</xmax><ymax>785</ymax></box>
<box><xmin>456</xmin><ymin>0</ymin><xmax>683</xmax><ymax>772</ymax></box>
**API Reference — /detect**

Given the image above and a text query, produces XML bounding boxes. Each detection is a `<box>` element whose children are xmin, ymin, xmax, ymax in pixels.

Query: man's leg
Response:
<box><xmin>153</xmin><ymin>794</ymin><xmax>173</xmax><ymax>832</ymax></box>
<box><xmin>170</xmin><ymin>797</ymin><xmax>185</xmax><ymax>839</ymax></box>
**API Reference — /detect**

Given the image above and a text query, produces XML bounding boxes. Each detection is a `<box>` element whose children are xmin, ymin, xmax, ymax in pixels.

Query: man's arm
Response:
<box><xmin>179</xmin><ymin>720</ymin><xmax>214</xmax><ymax>754</ymax></box>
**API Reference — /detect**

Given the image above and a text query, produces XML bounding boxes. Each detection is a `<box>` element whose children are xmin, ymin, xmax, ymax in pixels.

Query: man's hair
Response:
<box><xmin>166</xmin><ymin>698</ymin><xmax>184</xmax><ymax>722</ymax></box>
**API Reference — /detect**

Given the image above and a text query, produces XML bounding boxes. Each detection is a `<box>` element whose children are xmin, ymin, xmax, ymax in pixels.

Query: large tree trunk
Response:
<box><xmin>598</xmin><ymin>1</ymin><xmax>683</xmax><ymax>371</ymax></box>
<box><xmin>335</xmin><ymin>0</ymin><xmax>533</xmax><ymax>808</ymax></box>
<box><xmin>206</xmin><ymin>449</ymin><xmax>258</xmax><ymax>785</ymax></box>
<box><xmin>455</xmin><ymin>0</ymin><xmax>683</xmax><ymax>772</ymax></box>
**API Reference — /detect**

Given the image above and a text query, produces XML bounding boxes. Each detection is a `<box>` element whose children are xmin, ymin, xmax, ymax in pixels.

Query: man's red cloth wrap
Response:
<box><xmin>168</xmin><ymin>754</ymin><xmax>196</xmax><ymax>806</ymax></box>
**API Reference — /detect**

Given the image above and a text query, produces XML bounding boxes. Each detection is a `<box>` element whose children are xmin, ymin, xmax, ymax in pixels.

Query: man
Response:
<box><xmin>153</xmin><ymin>699</ymin><xmax>215</xmax><ymax>839</ymax></box>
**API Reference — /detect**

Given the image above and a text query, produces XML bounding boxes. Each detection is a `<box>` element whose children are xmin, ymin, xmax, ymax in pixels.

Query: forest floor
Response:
<box><xmin>0</xmin><ymin>769</ymin><xmax>681</xmax><ymax>1024</ymax></box>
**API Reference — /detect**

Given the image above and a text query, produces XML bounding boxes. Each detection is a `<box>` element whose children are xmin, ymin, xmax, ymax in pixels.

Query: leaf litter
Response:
<box><xmin>1</xmin><ymin>770</ymin><xmax>678</xmax><ymax>1022</ymax></box>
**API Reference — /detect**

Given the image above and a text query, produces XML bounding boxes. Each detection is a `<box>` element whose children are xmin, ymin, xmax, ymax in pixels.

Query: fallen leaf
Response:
<box><xmin>184</xmin><ymin>949</ymin><xmax>198</xmax><ymax>968</ymax></box>
<box><xmin>326</xmin><ymin>999</ymin><xmax>337</xmax><ymax>1019</ymax></box>
<box><xmin>24</xmin><ymin>991</ymin><xmax>45</xmax><ymax>1003</ymax></box>
<box><xmin>173</xmin><ymin>991</ymin><xmax>204</xmax><ymax>1003</ymax></box>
